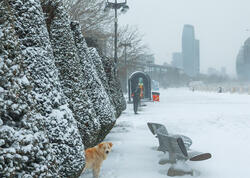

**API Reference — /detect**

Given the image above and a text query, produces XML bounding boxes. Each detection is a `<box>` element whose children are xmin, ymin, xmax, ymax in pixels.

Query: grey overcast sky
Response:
<box><xmin>119</xmin><ymin>0</ymin><xmax>250</xmax><ymax>76</ymax></box>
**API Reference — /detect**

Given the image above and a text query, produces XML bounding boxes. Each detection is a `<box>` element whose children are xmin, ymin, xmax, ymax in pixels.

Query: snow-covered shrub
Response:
<box><xmin>88</xmin><ymin>48</ymin><xmax>117</xmax><ymax>114</ymax></box>
<box><xmin>0</xmin><ymin>116</ymin><xmax>57</xmax><ymax>177</ymax></box>
<box><xmin>70</xmin><ymin>21</ymin><xmax>116</xmax><ymax>143</ymax></box>
<box><xmin>0</xmin><ymin>2</ymin><xmax>29</xmax><ymax>126</ymax></box>
<box><xmin>0</xmin><ymin>1</ymin><xmax>57</xmax><ymax>177</ymax></box>
<box><xmin>1</xmin><ymin>0</ymin><xmax>126</xmax><ymax>176</ymax></box>
<box><xmin>41</xmin><ymin>0</ymin><xmax>101</xmax><ymax>149</ymax></box>
<box><xmin>1</xmin><ymin>0</ymin><xmax>85</xmax><ymax>177</ymax></box>
<box><xmin>101</xmin><ymin>57</ymin><xmax>127</xmax><ymax>118</ymax></box>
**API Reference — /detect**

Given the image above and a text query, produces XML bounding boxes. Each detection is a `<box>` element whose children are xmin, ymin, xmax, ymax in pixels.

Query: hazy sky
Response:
<box><xmin>119</xmin><ymin>0</ymin><xmax>250</xmax><ymax>76</ymax></box>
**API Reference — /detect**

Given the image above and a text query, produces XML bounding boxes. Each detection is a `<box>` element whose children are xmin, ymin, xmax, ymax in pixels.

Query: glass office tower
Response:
<box><xmin>182</xmin><ymin>24</ymin><xmax>200</xmax><ymax>77</ymax></box>
<box><xmin>194</xmin><ymin>39</ymin><xmax>200</xmax><ymax>75</ymax></box>
<box><xmin>236</xmin><ymin>38</ymin><xmax>250</xmax><ymax>81</ymax></box>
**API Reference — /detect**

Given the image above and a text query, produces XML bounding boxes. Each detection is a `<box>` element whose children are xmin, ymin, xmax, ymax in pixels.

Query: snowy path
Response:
<box><xmin>81</xmin><ymin>88</ymin><xmax>250</xmax><ymax>178</ymax></box>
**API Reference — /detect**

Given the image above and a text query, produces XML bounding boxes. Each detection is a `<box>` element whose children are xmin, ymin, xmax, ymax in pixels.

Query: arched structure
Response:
<box><xmin>128</xmin><ymin>71</ymin><xmax>151</xmax><ymax>102</ymax></box>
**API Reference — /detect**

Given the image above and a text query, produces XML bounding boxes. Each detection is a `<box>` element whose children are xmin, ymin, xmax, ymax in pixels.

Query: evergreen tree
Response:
<box><xmin>1</xmin><ymin>0</ymin><xmax>85</xmax><ymax>177</ymax></box>
<box><xmin>0</xmin><ymin>1</ymin><xmax>56</xmax><ymax>177</ymax></box>
<box><xmin>1</xmin><ymin>0</ymin><xmax>127</xmax><ymax>176</ymax></box>
<box><xmin>70</xmin><ymin>21</ymin><xmax>116</xmax><ymax>142</ymax></box>
<box><xmin>102</xmin><ymin>57</ymin><xmax>127</xmax><ymax>118</ymax></box>
<box><xmin>0</xmin><ymin>1</ymin><xmax>57</xmax><ymax>177</ymax></box>
<box><xmin>88</xmin><ymin>47</ymin><xmax>117</xmax><ymax>114</ymax></box>
<box><xmin>41</xmin><ymin>0</ymin><xmax>101</xmax><ymax>149</ymax></box>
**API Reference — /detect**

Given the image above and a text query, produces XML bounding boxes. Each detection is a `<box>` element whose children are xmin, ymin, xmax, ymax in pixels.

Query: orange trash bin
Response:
<box><xmin>152</xmin><ymin>92</ymin><xmax>160</xmax><ymax>101</ymax></box>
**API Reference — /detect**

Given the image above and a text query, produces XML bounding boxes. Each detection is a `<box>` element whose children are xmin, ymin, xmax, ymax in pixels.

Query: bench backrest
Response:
<box><xmin>147</xmin><ymin>122</ymin><xmax>192</xmax><ymax>149</ymax></box>
<box><xmin>157</xmin><ymin>133</ymin><xmax>188</xmax><ymax>162</ymax></box>
<box><xmin>147</xmin><ymin>122</ymin><xmax>168</xmax><ymax>135</ymax></box>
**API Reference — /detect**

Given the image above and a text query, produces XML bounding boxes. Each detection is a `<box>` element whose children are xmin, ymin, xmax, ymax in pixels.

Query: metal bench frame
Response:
<box><xmin>147</xmin><ymin>122</ymin><xmax>192</xmax><ymax>148</ymax></box>
<box><xmin>156</xmin><ymin>133</ymin><xmax>211</xmax><ymax>162</ymax></box>
<box><xmin>147</xmin><ymin>122</ymin><xmax>212</xmax><ymax>176</ymax></box>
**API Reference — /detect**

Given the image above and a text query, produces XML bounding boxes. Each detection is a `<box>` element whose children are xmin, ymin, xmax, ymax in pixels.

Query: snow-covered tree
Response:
<box><xmin>88</xmin><ymin>48</ymin><xmax>126</xmax><ymax>118</ymax></box>
<box><xmin>41</xmin><ymin>0</ymin><xmax>101</xmax><ymax>149</ymax></box>
<box><xmin>0</xmin><ymin>2</ymin><xmax>56</xmax><ymax>177</ymax></box>
<box><xmin>70</xmin><ymin>21</ymin><xmax>116</xmax><ymax>142</ymax></box>
<box><xmin>1</xmin><ymin>0</ymin><xmax>126</xmax><ymax>176</ymax></box>
<box><xmin>1</xmin><ymin>0</ymin><xmax>85</xmax><ymax>177</ymax></box>
<box><xmin>88</xmin><ymin>48</ymin><xmax>115</xmax><ymax>110</ymax></box>
<box><xmin>63</xmin><ymin>0</ymin><xmax>114</xmax><ymax>55</ymax></box>
<box><xmin>102</xmin><ymin>57</ymin><xmax>127</xmax><ymax>118</ymax></box>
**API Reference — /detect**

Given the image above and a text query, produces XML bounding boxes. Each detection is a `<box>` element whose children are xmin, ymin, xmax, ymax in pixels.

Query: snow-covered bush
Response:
<box><xmin>88</xmin><ymin>48</ymin><xmax>118</xmax><ymax>115</ymax></box>
<box><xmin>1</xmin><ymin>0</ymin><xmax>126</xmax><ymax>177</ymax></box>
<box><xmin>41</xmin><ymin>0</ymin><xmax>101</xmax><ymax>149</ymax></box>
<box><xmin>101</xmin><ymin>57</ymin><xmax>127</xmax><ymax>118</ymax></box>
<box><xmin>0</xmin><ymin>1</ymin><xmax>57</xmax><ymax>177</ymax></box>
<box><xmin>70</xmin><ymin>21</ymin><xmax>116</xmax><ymax>142</ymax></box>
<box><xmin>1</xmin><ymin>0</ymin><xmax>85</xmax><ymax>177</ymax></box>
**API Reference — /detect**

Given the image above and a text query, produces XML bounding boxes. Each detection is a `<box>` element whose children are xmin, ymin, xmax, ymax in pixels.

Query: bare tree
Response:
<box><xmin>63</xmin><ymin>0</ymin><xmax>113</xmax><ymax>37</ymax></box>
<box><xmin>117</xmin><ymin>25</ymin><xmax>150</xmax><ymax>63</ymax></box>
<box><xmin>63</xmin><ymin>0</ymin><xmax>151</xmax><ymax>63</ymax></box>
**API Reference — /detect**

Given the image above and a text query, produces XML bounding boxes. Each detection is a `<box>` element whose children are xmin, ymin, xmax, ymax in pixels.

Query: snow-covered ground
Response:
<box><xmin>81</xmin><ymin>88</ymin><xmax>250</xmax><ymax>178</ymax></box>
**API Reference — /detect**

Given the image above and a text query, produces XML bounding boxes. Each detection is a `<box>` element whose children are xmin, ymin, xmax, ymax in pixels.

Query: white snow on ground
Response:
<box><xmin>81</xmin><ymin>88</ymin><xmax>250</xmax><ymax>178</ymax></box>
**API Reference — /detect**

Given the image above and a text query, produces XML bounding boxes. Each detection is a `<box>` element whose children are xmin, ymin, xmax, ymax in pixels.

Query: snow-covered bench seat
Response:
<box><xmin>147</xmin><ymin>122</ymin><xmax>212</xmax><ymax>176</ymax></box>
<box><xmin>147</xmin><ymin>122</ymin><xmax>192</xmax><ymax>148</ymax></box>
<box><xmin>156</xmin><ymin>133</ymin><xmax>212</xmax><ymax>176</ymax></box>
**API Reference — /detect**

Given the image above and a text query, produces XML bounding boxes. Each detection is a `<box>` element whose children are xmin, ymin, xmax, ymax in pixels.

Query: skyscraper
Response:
<box><xmin>182</xmin><ymin>24</ymin><xmax>200</xmax><ymax>77</ymax></box>
<box><xmin>194</xmin><ymin>39</ymin><xmax>200</xmax><ymax>75</ymax></box>
<box><xmin>236</xmin><ymin>38</ymin><xmax>250</xmax><ymax>81</ymax></box>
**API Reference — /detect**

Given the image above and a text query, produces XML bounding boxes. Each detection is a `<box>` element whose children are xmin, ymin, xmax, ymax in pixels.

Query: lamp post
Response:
<box><xmin>120</xmin><ymin>42</ymin><xmax>131</xmax><ymax>92</ymax></box>
<box><xmin>104</xmin><ymin>0</ymin><xmax>129</xmax><ymax>64</ymax></box>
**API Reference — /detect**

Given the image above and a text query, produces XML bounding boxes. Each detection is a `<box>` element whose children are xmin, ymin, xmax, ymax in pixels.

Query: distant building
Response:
<box><xmin>137</xmin><ymin>54</ymin><xmax>155</xmax><ymax>64</ymax></box>
<box><xmin>163</xmin><ymin>62</ymin><xmax>170</xmax><ymax>66</ymax></box>
<box><xmin>194</xmin><ymin>40</ymin><xmax>200</xmax><ymax>75</ymax></box>
<box><xmin>207</xmin><ymin>67</ymin><xmax>227</xmax><ymax>77</ymax></box>
<box><xmin>171</xmin><ymin>52</ymin><xmax>183</xmax><ymax>69</ymax></box>
<box><xmin>236</xmin><ymin>38</ymin><xmax>250</xmax><ymax>81</ymax></box>
<box><xmin>220</xmin><ymin>67</ymin><xmax>227</xmax><ymax>77</ymax></box>
<box><xmin>182</xmin><ymin>24</ymin><xmax>200</xmax><ymax>77</ymax></box>
<box><xmin>207</xmin><ymin>67</ymin><xmax>220</xmax><ymax>76</ymax></box>
<box><xmin>182</xmin><ymin>25</ymin><xmax>195</xmax><ymax>76</ymax></box>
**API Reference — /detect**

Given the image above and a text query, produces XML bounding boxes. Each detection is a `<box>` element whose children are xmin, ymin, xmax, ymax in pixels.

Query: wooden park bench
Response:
<box><xmin>147</xmin><ymin>122</ymin><xmax>212</xmax><ymax>176</ymax></box>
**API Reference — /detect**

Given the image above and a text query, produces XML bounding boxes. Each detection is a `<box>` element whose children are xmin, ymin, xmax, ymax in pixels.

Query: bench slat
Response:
<box><xmin>148</xmin><ymin>122</ymin><xmax>212</xmax><ymax>175</ymax></box>
<box><xmin>147</xmin><ymin>122</ymin><xmax>192</xmax><ymax>148</ymax></box>
<box><xmin>147</xmin><ymin>122</ymin><xmax>167</xmax><ymax>135</ymax></box>
<box><xmin>157</xmin><ymin>133</ymin><xmax>188</xmax><ymax>162</ymax></box>
<box><xmin>188</xmin><ymin>151</ymin><xmax>212</xmax><ymax>161</ymax></box>
<box><xmin>157</xmin><ymin>133</ymin><xmax>211</xmax><ymax>163</ymax></box>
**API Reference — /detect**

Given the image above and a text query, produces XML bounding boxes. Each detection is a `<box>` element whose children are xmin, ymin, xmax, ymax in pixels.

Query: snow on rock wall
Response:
<box><xmin>70</xmin><ymin>21</ymin><xmax>116</xmax><ymax>143</ymax></box>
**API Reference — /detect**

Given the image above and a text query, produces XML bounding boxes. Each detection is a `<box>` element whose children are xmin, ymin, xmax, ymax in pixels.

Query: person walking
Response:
<box><xmin>132</xmin><ymin>86</ymin><xmax>140</xmax><ymax>114</ymax></box>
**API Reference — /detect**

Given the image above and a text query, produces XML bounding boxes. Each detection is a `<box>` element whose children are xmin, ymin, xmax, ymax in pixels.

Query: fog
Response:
<box><xmin>120</xmin><ymin>0</ymin><xmax>250</xmax><ymax>77</ymax></box>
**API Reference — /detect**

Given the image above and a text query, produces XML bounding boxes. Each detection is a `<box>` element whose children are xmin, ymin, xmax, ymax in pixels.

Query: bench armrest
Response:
<box><xmin>188</xmin><ymin>150</ymin><xmax>212</xmax><ymax>161</ymax></box>
<box><xmin>172</xmin><ymin>134</ymin><xmax>192</xmax><ymax>148</ymax></box>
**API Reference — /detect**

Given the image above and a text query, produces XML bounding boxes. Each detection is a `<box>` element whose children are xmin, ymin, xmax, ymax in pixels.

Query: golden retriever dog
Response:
<box><xmin>82</xmin><ymin>142</ymin><xmax>113</xmax><ymax>178</ymax></box>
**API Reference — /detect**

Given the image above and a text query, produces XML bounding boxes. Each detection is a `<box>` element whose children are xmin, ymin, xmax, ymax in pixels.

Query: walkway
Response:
<box><xmin>81</xmin><ymin>88</ymin><xmax>250</xmax><ymax>178</ymax></box>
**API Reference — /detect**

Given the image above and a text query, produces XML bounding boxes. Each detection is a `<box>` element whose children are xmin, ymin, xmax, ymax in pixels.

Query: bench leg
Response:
<box><xmin>159</xmin><ymin>158</ymin><xmax>176</xmax><ymax>165</ymax></box>
<box><xmin>158</xmin><ymin>153</ymin><xmax>173</xmax><ymax>165</ymax></box>
<box><xmin>167</xmin><ymin>161</ymin><xmax>193</xmax><ymax>177</ymax></box>
<box><xmin>167</xmin><ymin>167</ymin><xmax>193</xmax><ymax>177</ymax></box>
